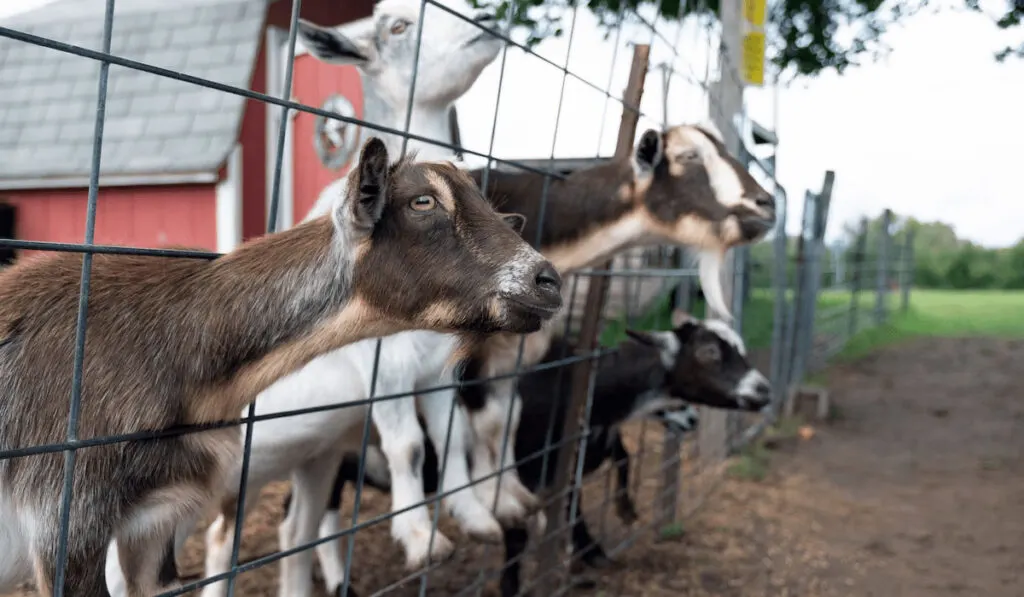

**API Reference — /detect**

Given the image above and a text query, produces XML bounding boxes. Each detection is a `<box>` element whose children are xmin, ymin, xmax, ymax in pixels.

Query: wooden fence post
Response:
<box><xmin>532</xmin><ymin>43</ymin><xmax>651</xmax><ymax>595</ymax></box>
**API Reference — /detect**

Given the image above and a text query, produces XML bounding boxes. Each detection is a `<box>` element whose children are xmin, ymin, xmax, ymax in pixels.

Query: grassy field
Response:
<box><xmin>600</xmin><ymin>287</ymin><xmax>1024</xmax><ymax>357</ymax></box>
<box><xmin>835</xmin><ymin>289</ymin><xmax>1024</xmax><ymax>360</ymax></box>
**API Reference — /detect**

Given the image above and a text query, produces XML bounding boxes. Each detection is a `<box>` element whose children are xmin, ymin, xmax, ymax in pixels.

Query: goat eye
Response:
<box><xmin>696</xmin><ymin>344</ymin><xmax>721</xmax><ymax>363</ymax></box>
<box><xmin>390</xmin><ymin>20</ymin><xmax>409</xmax><ymax>35</ymax></box>
<box><xmin>410</xmin><ymin>195</ymin><xmax>436</xmax><ymax>211</ymax></box>
<box><xmin>683</xmin><ymin>149</ymin><xmax>700</xmax><ymax>161</ymax></box>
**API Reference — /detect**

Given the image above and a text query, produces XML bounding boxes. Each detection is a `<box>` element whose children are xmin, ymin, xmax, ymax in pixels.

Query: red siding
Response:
<box><xmin>290</xmin><ymin>55</ymin><xmax>364</xmax><ymax>219</ymax></box>
<box><xmin>267</xmin><ymin>0</ymin><xmax>373</xmax><ymax>28</ymax></box>
<box><xmin>2</xmin><ymin>185</ymin><xmax>217</xmax><ymax>256</ymax></box>
<box><xmin>239</xmin><ymin>32</ymin><xmax>268</xmax><ymax>241</ymax></box>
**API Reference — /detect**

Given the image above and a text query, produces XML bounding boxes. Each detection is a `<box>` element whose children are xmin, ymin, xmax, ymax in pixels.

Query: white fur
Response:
<box><xmin>698</xmin><ymin>249</ymin><xmax>733</xmax><ymax>321</ymax></box>
<box><xmin>0</xmin><ymin>498</ymin><xmax>34</xmax><ymax>593</ymax></box>
<box><xmin>704</xmin><ymin>318</ymin><xmax>747</xmax><ymax>356</ymax></box>
<box><xmin>735</xmin><ymin>369</ymin><xmax>771</xmax><ymax>407</ymax></box>
<box><xmin>189</xmin><ymin>332</ymin><xmax>502</xmax><ymax>597</ymax></box>
<box><xmin>646</xmin><ymin>331</ymin><xmax>682</xmax><ymax>369</ymax></box>
<box><xmin>660</xmin><ymin>406</ymin><xmax>700</xmax><ymax>432</ymax></box>
<box><xmin>300</xmin><ymin>0</ymin><xmax>506</xmax><ymax>220</ymax></box>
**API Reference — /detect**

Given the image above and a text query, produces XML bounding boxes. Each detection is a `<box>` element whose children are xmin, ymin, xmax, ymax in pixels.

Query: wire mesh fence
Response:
<box><xmin>0</xmin><ymin>1</ymin><xmax>915</xmax><ymax>597</ymax></box>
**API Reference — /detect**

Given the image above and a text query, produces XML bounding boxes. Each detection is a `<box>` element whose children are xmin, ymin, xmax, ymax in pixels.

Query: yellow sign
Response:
<box><xmin>740</xmin><ymin>0</ymin><xmax>767</xmax><ymax>87</ymax></box>
<box><xmin>743</xmin><ymin>0</ymin><xmax>767</xmax><ymax>27</ymax></box>
<box><xmin>741</xmin><ymin>31</ymin><xmax>766</xmax><ymax>87</ymax></box>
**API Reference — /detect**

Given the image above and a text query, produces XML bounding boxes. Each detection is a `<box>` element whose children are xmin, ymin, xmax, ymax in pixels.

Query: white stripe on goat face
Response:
<box><xmin>646</xmin><ymin>331</ymin><xmax>682</xmax><ymax>369</ymax></box>
<box><xmin>702</xmin><ymin>319</ymin><xmax>747</xmax><ymax>356</ymax></box>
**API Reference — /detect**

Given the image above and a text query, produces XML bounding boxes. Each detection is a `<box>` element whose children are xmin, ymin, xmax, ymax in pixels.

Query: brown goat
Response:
<box><xmin>0</xmin><ymin>138</ymin><xmax>562</xmax><ymax>597</ymax></box>
<box><xmin>457</xmin><ymin>122</ymin><xmax>776</xmax><ymax>525</ymax></box>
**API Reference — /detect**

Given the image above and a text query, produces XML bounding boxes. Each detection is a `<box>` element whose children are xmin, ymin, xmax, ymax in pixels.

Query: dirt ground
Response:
<box><xmin>5</xmin><ymin>337</ymin><xmax>1023</xmax><ymax>596</ymax></box>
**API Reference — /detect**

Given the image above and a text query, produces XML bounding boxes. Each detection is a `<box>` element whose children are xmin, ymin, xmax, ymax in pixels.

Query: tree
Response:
<box><xmin>467</xmin><ymin>0</ymin><xmax>1023</xmax><ymax>79</ymax></box>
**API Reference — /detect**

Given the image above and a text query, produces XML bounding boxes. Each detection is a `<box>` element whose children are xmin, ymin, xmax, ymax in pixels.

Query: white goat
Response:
<box><xmin>106</xmin><ymin>1</ymin><xmax>515</xmax><ymax>596</ymax></box>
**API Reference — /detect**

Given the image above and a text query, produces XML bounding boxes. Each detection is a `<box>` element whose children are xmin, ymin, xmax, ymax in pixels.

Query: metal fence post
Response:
<box><xmin>768</xmin><ymin>186</ymin><xmax>790</xmax><ymax>406</ymax></box>
<box><xmin>900</xmin><ymin>227</ymin><xmax>915</xmax><ymax>312</ymax></box>
<box><xmin>874</xmin><ymin>208</ymin><xmax>893</xmax><ymax>324</ymax></box>
<box><xmin>847</xmin><ymin>217</ymin><xmax>868</xmax><ymax>341</ymax></box>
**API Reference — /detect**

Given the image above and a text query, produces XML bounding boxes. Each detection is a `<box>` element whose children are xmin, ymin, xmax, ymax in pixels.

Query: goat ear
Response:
<box><xmin>298</xmin><ymin>19</ymin><xmax>372</xmax><ymax>65</ymax></box>
<box><xmin>670</xmin><ymin>308</ymin><xmax>694</xmax><ymax>328</ymax></box>
<box><xmin>348</xmin><ymin>137</ymin><xmax>389</xmax><ymax>233</ymax></box>
<box><xmin>633</xmin><ymin>129</ymin><xmax>664</xmax><ymax>174</ymax></box>
<box><xmin>499</xmin><ymin>213</ymin><xmax>527</xmax><ymax>235</ymax></box>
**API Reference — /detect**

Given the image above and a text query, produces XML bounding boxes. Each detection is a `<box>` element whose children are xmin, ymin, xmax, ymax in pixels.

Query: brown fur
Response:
<box><xmin>452</xmin><ymin>123</ymin><xmax>775</xmax><ymax>524</ymax></box>
<box><xmin>0</xmin><ymin>138</ymin><xmax>560</xmax><ymax>596</ymax></box>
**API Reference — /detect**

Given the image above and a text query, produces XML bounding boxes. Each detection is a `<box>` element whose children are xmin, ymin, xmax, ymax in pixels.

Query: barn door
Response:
<box><xmin>0</xmin><ymin>201</ymin><xmax>15</xmax><ymax>266</ymax></box>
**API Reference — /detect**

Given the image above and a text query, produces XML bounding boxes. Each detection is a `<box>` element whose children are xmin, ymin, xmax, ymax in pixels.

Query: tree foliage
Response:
<box><xmin>835</xmin><ymin>211</ymin><xmax>1024</xmax><ymax>291</ymax></box>
<box><xmin>742</xmin><ymin>211</ymin><xmax>1023</xmax><ymax>292</ymax></box>
<box><xmin>467</xmin><ymin>0</ymin><xmax>1023</xmax><ymax>78</ymax></box>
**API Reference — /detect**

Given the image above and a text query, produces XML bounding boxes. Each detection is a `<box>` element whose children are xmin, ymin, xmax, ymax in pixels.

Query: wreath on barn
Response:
<box><xmin>314</xmin><ymin>94</ymin><xmax>360</xmax><ymax>171</ymax></box>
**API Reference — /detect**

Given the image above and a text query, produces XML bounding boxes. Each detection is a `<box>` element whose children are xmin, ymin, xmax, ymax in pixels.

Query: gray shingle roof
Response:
<box><xmin>0</xmin><ymin>0</ymin><xmax>267</xmax><ymax>188</ymax></box>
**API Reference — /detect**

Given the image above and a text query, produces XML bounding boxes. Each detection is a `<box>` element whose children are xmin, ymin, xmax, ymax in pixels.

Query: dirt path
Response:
<box><xmin>601</xmin><ymin>336</ymin><xmax>1024</xmax><ymax>597</ymax></box>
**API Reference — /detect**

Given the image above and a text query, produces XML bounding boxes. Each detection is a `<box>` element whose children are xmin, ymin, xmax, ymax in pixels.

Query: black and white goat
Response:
<box><xmin>280</xmin><ymin>310</ymin><xmax>771</xmax><ymax>596</ymax></box>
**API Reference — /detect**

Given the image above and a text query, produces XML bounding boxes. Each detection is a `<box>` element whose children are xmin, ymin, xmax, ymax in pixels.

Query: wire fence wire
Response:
<box><xmin>0</xmin><ymin>0</ymin><xmax>916</xmax><ymax>596</ymax></box>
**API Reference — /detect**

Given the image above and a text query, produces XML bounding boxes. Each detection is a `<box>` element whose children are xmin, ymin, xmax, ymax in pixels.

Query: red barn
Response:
<box><xmin>0</xmin><ymin>0</ymin><xmax>377</xmax><ymax>258</ymax></box>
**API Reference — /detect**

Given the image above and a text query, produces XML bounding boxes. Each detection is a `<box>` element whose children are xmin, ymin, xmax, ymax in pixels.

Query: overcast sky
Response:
<box><xmin>3</xmin><ymin>0</ymin><xmax>1022</xmax><ymax>247</ymax></box>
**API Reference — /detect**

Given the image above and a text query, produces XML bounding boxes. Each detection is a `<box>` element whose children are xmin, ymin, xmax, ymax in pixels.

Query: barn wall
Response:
<box><xmin>289</xmin><ymin>56</ymin><xmax>364</xmax><ymax>219</ymax></box>
<box><xmin>267</xmin><ymin>0</ymin><xmax>374</xmax><ymax>28</ymax></box>
<box><xmin>240</xmin><ymin>32</ymin><xmax>268</xmax><ymax>241</ymax></box>
<box><xmin>2</xmin><ymin>185</ymin><xmax>217</xmax><ymax>255</ymax></box>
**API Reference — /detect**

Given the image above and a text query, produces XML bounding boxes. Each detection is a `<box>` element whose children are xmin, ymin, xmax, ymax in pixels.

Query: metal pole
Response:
<box><xmin>875</xmin><ymin>209</ymin><xmax>893</xmax><ymax>324</ymax></box>
<box><xmin>847</xmin><ymin>217</ymin><xmax>868</xmax><ymax>341</ymax></box>
<box><xmin>900</xmin><ymin>227</ymin><xmax>915</xmax><ymax>313</ymax></box>
<box><xmin>768</xmin><ymin>186</ymin><xmax>789</xmax><ymax>408</ymax></box>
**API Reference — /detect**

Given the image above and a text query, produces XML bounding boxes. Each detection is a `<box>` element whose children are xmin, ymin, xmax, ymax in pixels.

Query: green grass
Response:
<box><xmin>726</xmin><ymin>442</ymin><xmax>771</xmax><ymax>481</ymax></box>
<box><xmin>599</xmin><ymin>286</ymin><xmax>1024</xmax><ymax>359</ymax></box>
<box><xmin>833</xmin><ymin>289</ymin><xmax>1024</xmax><ymax>361</ymax></box>
<box><xmin>657</xmin><ymin>521</ymin><xmax>686</xmax><ymax>541</ymax></box>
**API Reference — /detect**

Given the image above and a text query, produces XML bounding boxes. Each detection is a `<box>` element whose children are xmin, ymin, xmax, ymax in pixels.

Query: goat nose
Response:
<box><xmin>755</xmin><ymin>380</ymin><xmax>772</xmax><ymax>397</ymax></box>
<box><xmin>534</xmin><ymin>262</ymin><xmax>562</xmax><ymax>293</ymax></box>
<box><xmin>473</xmin><ymin>12</ymin><xmax>495</xmax><ymax>24</ymax></box>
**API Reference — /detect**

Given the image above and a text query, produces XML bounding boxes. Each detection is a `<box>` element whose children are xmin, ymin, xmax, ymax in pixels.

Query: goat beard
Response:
<box><xmin>697</xmin><ymin>249</ymin><xmax>734</xmax><ymax>323</ymax></box>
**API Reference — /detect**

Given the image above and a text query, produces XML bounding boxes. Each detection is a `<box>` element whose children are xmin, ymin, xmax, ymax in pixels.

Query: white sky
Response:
<box><xmin>3</xmin><ymin>0</ymin><xmax>1022</xmax><ymax>247</ymax></box>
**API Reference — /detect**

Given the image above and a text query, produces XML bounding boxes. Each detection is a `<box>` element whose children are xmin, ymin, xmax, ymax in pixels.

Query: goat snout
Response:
<box><xmin>528</xmin><ymin>261</ymin><xmax>563</xmax><ymax>312</ymax></box>
<box><xmin>533</xmin><ymin>262</ymin><xmax>561</xmax><ymax>294</ymax></box>
<box><xmin>735</xmin><ymin>371</ymin><xmax>773</xmax><ymax>410</ymax></box>
<box><xmin>738</xmin><ymin>193</ymin><xmax>776</xmax><ymax>239</ymax></box>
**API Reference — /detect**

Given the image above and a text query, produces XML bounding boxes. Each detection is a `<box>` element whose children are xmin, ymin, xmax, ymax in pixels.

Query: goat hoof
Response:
<box><xmin>492</xmin><ymin>495</ymin><xmax>529</xmax><ymax>528</ymax></box>
<box><xmin>404</xmin><ymin>531</ymin><xmax>455</xmax><ymax>570</ymax></box>
<box><xmin>510</xmin><ymin>486</ymin><xmax>541</xmax><ymax>514</ymax></box>
<box><xmin>335</xmin><ymin>584</ymin><xmax>361</xmax><ymax>597</ymax></box>
<box><xmin>450</xmin><ymin>504</ymin><xmax>504</xmax><ymax>544</ymax></box>
<box><xmin>465</xmin><ymin>519</ymin><xmax>504</xmax><ymax>544</ymax></box>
